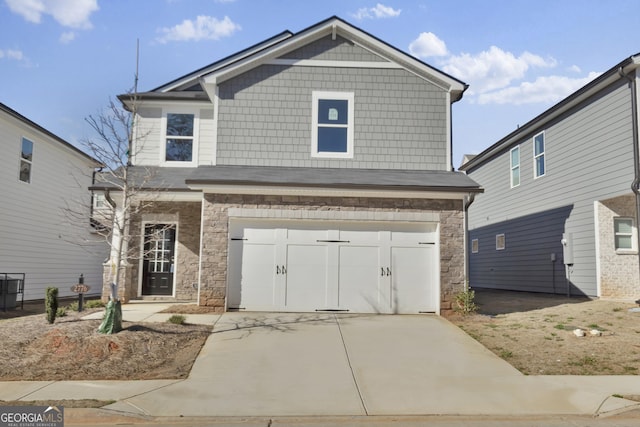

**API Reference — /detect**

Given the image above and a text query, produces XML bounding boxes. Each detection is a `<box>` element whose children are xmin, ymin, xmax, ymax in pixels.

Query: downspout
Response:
<box><xmin>463</xmin><ymin>193</ymin><xmax>476</xmax><ymax>291</ymax></box>
<box><xmin>618</xmin><ymin>66</ymin><xmax>640</xmax><ymax>292</ymax></box>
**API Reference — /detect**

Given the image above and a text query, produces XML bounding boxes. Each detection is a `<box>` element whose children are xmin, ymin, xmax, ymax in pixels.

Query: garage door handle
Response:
<box><xmin>276</xmin><ymin>265</ymin><xmax>286</xmax><ymax>275</ymax></box>
<box><xmin>281</xmin><ymin>266</ymin><xmax>286</xmax><ymax>275</ymax></box>
<box><xmin>276</xmin><ymin>266</ymin><xmax>280</xmax><ymax>275</ymax></box>
<box><xmin>387</xmin><ymin>267</ymin><xmax>391</xmax><ymax>276</ymax></box>
<box><xmin>381</xmin><ymin>267</ymin><xmax>385</xmax><ymax>277</ymax></box>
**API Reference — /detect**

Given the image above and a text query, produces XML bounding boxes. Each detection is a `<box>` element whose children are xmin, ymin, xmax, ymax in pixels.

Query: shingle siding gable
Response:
<box><xmin>279</xmin><ymin>35</ymin><xmax>387</xmax><ymax>62</ymax></box>
<box><xmin>216</xmin><ymin>63</ymin><xmax>448</xmax><ymax>170</ymax></box>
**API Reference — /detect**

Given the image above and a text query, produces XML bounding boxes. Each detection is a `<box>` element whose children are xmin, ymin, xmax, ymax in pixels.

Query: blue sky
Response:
<box><xmin>2</xmin><ymin>0</ymin><xmax>639</xmax><ymax>167</ymax></box>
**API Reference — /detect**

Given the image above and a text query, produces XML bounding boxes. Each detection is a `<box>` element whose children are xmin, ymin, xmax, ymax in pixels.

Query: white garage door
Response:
<box><xmin>227</xmin><ymin>219</ymin><xmax>438</xmax><ymax>314</ymax></box>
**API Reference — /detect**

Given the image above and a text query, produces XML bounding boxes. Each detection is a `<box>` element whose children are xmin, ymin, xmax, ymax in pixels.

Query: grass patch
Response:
<box><xmin>167</xmin><ymin>314</ymin><xmax>187</xmax><ymax>325</ymax></box>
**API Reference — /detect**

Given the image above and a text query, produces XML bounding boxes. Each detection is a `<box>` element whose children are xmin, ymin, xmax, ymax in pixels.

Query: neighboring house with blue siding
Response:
<box><xmin>93</xmin><ymin>17</ymin><xmax>482</xmax><ymax>315</ymax></box>
<box><xmin>0</xmin><ymin>102</ymin><xmax>108</xmax><ymax>302</ymax></box>
<box><xmin>460</xmin><ymin>54</ymin><xmax>640</xmax><ymax>300</ymax></box>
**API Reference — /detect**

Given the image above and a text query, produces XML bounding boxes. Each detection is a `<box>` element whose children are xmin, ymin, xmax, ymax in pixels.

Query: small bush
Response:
<box><xmin>167</xmin><ymin>314</ymin><xmax>187</xmax><ymax>325</ymax></box>
<box><xmin>454</xmin><ymin>289</ymin><xmax>478</xmax><ymax>315</ymax></box>
<box><xmin>56</xmin><ymin>307</ymin><xmax>67</xmax><ymax>317</ymax></box>
<box><xmin>66</xmin><ymin>299</ymin><xmax>104</xmax><ymax>312</ymax></box>
<box><xmin>45</xmin><ymin>287</ymin><xmax>58</xmax><ymax>324</ymax></box>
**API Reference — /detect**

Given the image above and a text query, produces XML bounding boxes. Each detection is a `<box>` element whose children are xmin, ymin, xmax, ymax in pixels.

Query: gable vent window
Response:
<box><xmin>496</xmin><ymin>234</ymin><xmax>505</xmax><ymax>251</ymax></box>
<box><xmin>471</xmin><ymin>238</ymin><xmax>479</xmax><ymax>254</ymax></box>
<box><xmin>510</xmin><ymin>146</ymin><xmax>520</xmax><ymax>188</ymax></box>
<box><xmin>534</xmin><ymin>131</ymin><xmax>545</xmax><ymax>178</ymax></box>
<box><xmin>164</xmin><ymin>112</ymin><xmax>196</xmax><ymax>163</ymax></box>
<box><xmin>311</xmin><ymin>91</ymin><xmax>354</xmax><ymax>158</ymax></box>
<box><xmin>19</xmin><ymin>137</ymin><xmax>33</xmax><ymax>183</ymax></box>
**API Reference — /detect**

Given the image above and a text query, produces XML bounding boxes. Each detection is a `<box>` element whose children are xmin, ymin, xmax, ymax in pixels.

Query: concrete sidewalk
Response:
<box><xmin>1</xmin><ymin>305</ymin><xmax>639</xmax><ymax>419</ymax></box>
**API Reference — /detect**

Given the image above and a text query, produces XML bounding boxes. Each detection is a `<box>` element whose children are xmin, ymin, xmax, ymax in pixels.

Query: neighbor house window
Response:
<box><xmin>534</xmin><ymin>131</ymin><xmax>545</xmax><ymax>178</ymax></box>
<box><xmin>164</xmin><ymin>112</ymin><xmax>196</xmax><ymax>163</ymax></box>
<box><xmin>19</xmin><ymin>137</ymin><xmax>33</xmax><ymax>183</ymax></box>
<box><xmin>471</xmin><ymin>239</ymin><xmax>479</xmax><ymax>253</ymax></box>
<box><xmin>496</xmin><ymin>234</ymin><xmax>505</xmax><ymax>250</ymax></box>
<box><xmin>510</xmin><ymin>146</ymin><xmax>520</xmax><ymax>188</ymax></box>
<box><xmin>614</xmin><ymin>217</ymin><xmax>635</xmax><ymax>251</ymax></box>
<box><xmin>311</xmin><ymin>91</ymin><xmax>354</xmax><ymax>158</ymax></box>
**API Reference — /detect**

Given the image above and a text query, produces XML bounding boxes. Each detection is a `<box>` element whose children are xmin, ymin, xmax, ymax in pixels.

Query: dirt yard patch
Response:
<box><xmin>449</xmin><ymin>289</ymin><xmax>640</xmax><ymax>375</ymax></box>
<box><xmin>0</xmin><ymin>308</ymin><xmax>211</xmax><ymax>381</ymax></box>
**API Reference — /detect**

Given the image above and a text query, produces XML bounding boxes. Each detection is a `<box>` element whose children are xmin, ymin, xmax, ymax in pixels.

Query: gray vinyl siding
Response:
<box><xmin>467</xmin><ymin>79</ymin><xmax>634</xmax><ymax>296</ymax></box>
<box><xmin>216</xmin><ymin>64</ymin><xmax>448</xmax><ymax>170</ymax></box>
<box><xmin>0</xmin><ymin>112</ymin><xmax>108</xmax><ymax>301</ymax></box>
<box><xmin>214</xmin><ymin>35</ymin><xmax>448</xmax><ymax>170</ymax></box>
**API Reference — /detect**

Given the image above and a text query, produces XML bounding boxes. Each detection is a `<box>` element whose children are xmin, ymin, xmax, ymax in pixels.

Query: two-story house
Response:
<box><xmin>460</xmin><ymin>54</ymin><xmax>640</xmax><ymax>300</ymax></box>
<box><xmin>0</xmin><ymin>102</ymin><xmax>108</xmax><ymax>303</ymax></box>
<box><xmin>96</xmin><ymin>17</ymin><xmax>482</xmax><ymax>315</ymax></box>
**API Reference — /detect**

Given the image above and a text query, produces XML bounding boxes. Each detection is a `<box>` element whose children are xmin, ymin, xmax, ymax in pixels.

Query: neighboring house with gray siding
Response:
<box><xmin>0</xmin><ymin>102</ymin><xmax>108</xmax><ymax>302</ymax></box>
<box><xmin>460</xmin><ymin>54</ymin><xmax>640</xmax><ymax>300</ymax></box>
<box><xmin>94</xmin><ymin>17</ymin><xmax>482</xmax><ymax>315</ymax></box>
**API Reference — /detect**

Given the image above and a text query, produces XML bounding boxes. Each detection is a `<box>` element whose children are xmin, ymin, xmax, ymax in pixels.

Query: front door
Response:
<box><xmin>142</xmin><ymin>224</ymin><xmax>176</xmax><ymax>296</ymax></box>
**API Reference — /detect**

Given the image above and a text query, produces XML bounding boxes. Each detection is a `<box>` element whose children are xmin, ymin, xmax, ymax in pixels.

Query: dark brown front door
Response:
<box><xmin>142</xmin><ymin>224</ymin><xmax>176</xmax><ymax>296</ymax></box>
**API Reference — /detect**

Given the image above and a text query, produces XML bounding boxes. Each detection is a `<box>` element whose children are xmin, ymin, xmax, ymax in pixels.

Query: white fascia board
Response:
<box><xmin>266</xmin><ymin>58</ymin><xmax>402</xmax><ymax>69</ymax></box>
<box><xmin>106</xmin><ymin>190</ymin><xmax>202</xmax><ymax>203</ymax></box>
<box><xmin>186</xmin><ymin>183</ymin><xmax>468</xmax><ymax>200</ymax></box>
<box><xmin>129</xmin><ymin>99</ymin><xmax>213</xmax><ymax>109</ymax></box>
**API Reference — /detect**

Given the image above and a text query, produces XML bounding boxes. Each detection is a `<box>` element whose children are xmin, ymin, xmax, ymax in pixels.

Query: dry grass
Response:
<box><xmin>0</xmin><ymin>309</ymin><xmax>211</xmax><ymax>381</ymax></box>
<box><xmin>450</xmin><ymin>290</ymin><xmax>640</xmax><ymax>375</ymax></box>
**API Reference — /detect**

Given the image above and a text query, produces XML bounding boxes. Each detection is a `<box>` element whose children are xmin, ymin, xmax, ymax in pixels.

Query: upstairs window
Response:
<box><xmin>510</xmin><ymin>146</ymin><xmax>520</xmax><ymax>188</ymax></box>
<box><xmin>19</xmin><ymin>137</ymin><xmax>33</xmax><ymax>183</ymax></box>
<box><xmin>311</xmin><ymin>91</ymin><xmax>354</xmax><ymax>158</ymax></box>
<box><xmin>496</xmin><ymin>234</ymin><xmax>506</xmax><ymax>250</ymax></box>
<box><xmin>614</xmin><ymin>217</ymin><xmax>635</xmax><ymax>251</ymax></box>
<box><xmin>164</xmin><ymin>112</ymin><xmax>196</xmax><ymax>163</ymax></box>
<box><xmin>534</xmin><ymin>132</ymin><xmax>545</xmax><ymax>178</ymax></box>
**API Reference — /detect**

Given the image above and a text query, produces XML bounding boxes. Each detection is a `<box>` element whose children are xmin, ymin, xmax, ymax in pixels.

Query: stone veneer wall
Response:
<box><xmin>102</xmin><ymin>201</ymin><xmax>201</xmax><ymax>303</ymax></box>
<box><xmin>597</xmin><ymin>195</ymin><xmax>640</xmax><ymax>299</ymax></box>
<box><xmin>199</xmin><ymin>194</ymin><xmax>465</xmax><ymax>315</ymax></box>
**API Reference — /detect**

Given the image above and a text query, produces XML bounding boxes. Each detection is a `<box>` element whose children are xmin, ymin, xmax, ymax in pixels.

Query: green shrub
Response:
<box><xmin>45</xmin><ymin>287</ymin><xmax>58</xmax><ymax>324</ymax></box>
<box><xmin>454</xmin><ymin>289</ymin><xmax>478</xmax><ymax>315</ymax></box>
<box><xmin>56</xmin><ymin>307</ymin><xmax>67</xmax><ymax>317</ymax></box>
<box><xmin>167</xmin><ymin>314</ymin><xmax>187</xmax><ymax>325</ymax></box>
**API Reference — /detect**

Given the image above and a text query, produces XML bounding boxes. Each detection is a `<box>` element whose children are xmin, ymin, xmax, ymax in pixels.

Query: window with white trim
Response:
<box><xmin>496</xmin><ymin>234</ymin><xmax>505</xmax><ymax>250</ymax></box>
<box><xmin>311</xmin><ymin>91</ymin><xmax>354</xmax><ymax>158</ymax></box>
<box><xmin>510</xmin><ymin>146</ymin><xmax>520</xmax><ymax>188</ymax></box>
<box><xmin>19</xmin><ymin>137</ymin><xmax>33</xmax><ymax>183</ymax></box>
<box><xmin>162</xmin><ymin>111</ymin><xmax>198</xmax><ymax>165</ymax></box>
<box><xmin>471</xmin><ymin>239</ymin><xmax>479</xmax><ymax>253</ymax></box>
<box><xmin>534</xmin><ymin>131</ymin><xmax>545</xmax><ymax>178</ymax></box>
<box><xmin>614</xmin><ymin>217</ymin><xmax>636</xmax><ymax>251</ymax></box>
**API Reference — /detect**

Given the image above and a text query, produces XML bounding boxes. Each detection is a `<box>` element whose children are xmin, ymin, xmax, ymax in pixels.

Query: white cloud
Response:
<box><xmin>409</xmin><ymin>32</ymin><xmax>448</xmax><ymax>58</ymax></box>
<box><xmin>442</xmin><ymin>46</ymin><xmax>557</xmax><ymax>94</ymax></box>
<box><xmin>157</xmin><ymin>15</ymin><xmax>240</xmax><ymax>43</ymax></box>
<box><xmin>477</xmin><ymin>72</ymin><xmax>602</xmax><ymax>105</ymax></box>
<box><xmin>5</xmin><ymin>0</ymin><xmax>99</xmax><ymax>29</ymax></box>
<box><xmin>568</xmin><ymin>64</ymin><xmax>582</xmax><ymax>73</ymax></box>
<box><xmin>59</xmin><ymin>31</ymin><xmax>76</xmax><ymax>44</ymax></box>
<box><xmin>352</xmin><ymin>3</ymin><xmax>401</xmax><ymax>20</ymax></box>
<box><xmin>0</xmin><ymin>49</ymin><xmax>25</xmax><ymax>61</ymax></box>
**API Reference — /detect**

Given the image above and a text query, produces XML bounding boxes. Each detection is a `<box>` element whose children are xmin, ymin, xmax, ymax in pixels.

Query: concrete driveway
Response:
<box><xmin>107</xmin><ymin>312</ymin><xmax>540</xmax><ymax>417</ymax></box>
<box><xmin>8</xmin><ymin>309</ymin><xmax>639</xmax><ymax>417</ymax></box>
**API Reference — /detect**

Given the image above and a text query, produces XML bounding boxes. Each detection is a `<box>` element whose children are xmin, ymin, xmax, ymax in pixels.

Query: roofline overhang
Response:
<box><xmin>1</xmin><ymin>102</ymin><xmax>103</xmax><ymax>167</ymax></box>
<box><xmin>185</xmin><ymin>181</ymin><xmax>482</xmax><ymax>199</ymax></box>
<box><xmin>200</xmin><ymin>16</ymin><xmax>467</xmax><ymax>102</ymax></box>
<box><xmin>461</xmin><ymin>54</ymin><xmax>640</xmax><ymax>172</ymax></box>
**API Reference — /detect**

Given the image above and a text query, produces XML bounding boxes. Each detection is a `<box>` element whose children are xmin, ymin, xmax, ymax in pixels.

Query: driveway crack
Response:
<box><xmin>335</xmin><ymin>314</ymin><xmax>368</xmax><ymax>415</ymax></box>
